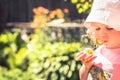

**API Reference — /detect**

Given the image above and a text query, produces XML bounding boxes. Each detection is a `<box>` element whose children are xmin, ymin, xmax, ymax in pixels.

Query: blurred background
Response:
<box><xmin>0</xmin><ymin>0</ymin><xmax>93</xmax><ymax>80</ymax></box>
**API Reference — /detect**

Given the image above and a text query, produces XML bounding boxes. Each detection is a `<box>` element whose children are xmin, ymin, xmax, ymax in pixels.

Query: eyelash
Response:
<box><xmin>106</xmin><ymin>27</ymin><xmax>114</xmax><ymax>30</ymax></box>
<box><xmin>95</xmin><ymin>27</ymin><xmax>114</xmax><ymax>30</ymax></box>
<box><xmin>96</xmin><ymin>27</ymin><xmax>100</xmax><ymax>30</ymax></box>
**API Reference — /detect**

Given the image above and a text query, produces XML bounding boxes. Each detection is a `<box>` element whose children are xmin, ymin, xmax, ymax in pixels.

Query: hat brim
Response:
<box><xmin>84</xmin><ymin>9</ymin><xmax>109</xmax><ymax>28</ymax></box>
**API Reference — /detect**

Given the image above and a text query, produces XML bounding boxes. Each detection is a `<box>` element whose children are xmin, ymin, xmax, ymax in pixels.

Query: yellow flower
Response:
<box><xmin>84</xmin><ymin>48</ymin><xmax>94</xmax><ymax>54</ymax></box>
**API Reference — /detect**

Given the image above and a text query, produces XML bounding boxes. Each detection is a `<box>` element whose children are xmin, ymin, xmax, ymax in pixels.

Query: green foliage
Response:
<box><xmin>26</xmin><ymin>32</ymin><xmax>82</xmax><ymax>79</ymax></box>
<box><xmin>0</xmin><ymin>67</ymin><xmax>39</xmax><ymax>80</ymax></box>
<box><xmin>0</xmin><ymin>31</ymin><xmax>27</xmax><ymax>69</ymax></box>
<box><xmin>0</xmin><ymin>30</ymin><xmax>85</xmax><ymax>80</ymax></box>
<box><xmin>70</xmin><ymin>0</ymin><xmax>93</xmax><ymax>13</ymax></box>
<box><xmin>71</xmin><ymin>0</ymin><xmax>78</xmax><ymax>4</ymax></box>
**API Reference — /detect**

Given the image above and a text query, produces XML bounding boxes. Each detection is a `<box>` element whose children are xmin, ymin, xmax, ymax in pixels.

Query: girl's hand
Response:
<box><xmin>77</xmin><ymin>49</ymin><xmax>97</xmax><ymax>70</ymax></box>
<box><xmin>77</xmin><ymin>49</ymin><xmax>97</xmax><ymax>80</ymax></box>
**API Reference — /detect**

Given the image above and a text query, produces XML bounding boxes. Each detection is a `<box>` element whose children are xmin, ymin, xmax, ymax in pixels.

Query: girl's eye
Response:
<box><xmin>95</xmin><ymin>27</ymin><xmax>101</xmax><ymax>30</ymax></box>
<box><xmin>106</xmin><ymin>27</ymin><xmax>114</xmax><ymax>30</ymax></box>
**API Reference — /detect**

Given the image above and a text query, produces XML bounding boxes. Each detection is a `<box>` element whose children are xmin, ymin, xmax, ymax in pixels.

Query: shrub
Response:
<box><xmin>0</xmin><ymin>30</ymin><xmax>84</xmax><ymax>80</ymax></box>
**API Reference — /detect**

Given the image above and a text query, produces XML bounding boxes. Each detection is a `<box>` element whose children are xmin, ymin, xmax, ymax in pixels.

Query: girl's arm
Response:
<box><xmin>79</xmin><ymin>64</ymin><xmax>90</xmax><ymax>80</ymax></box>
<box><xmin>77</xmin><ymin>50</ymin><xmax>96</xmax><ymax>80</ymax></box>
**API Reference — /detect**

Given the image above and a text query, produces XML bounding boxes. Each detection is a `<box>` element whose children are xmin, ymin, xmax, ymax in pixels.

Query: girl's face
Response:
<box><xmin>89</xmin><ymin>22</ymin><xmax>120</xmax><ymax>49</ymax></box>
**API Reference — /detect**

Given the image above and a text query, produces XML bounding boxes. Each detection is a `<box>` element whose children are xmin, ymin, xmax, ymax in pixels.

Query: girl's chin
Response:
<box><xmin>104</xmin><ymin>44</ymin><xmax>114</xmax><ymax>49</ymax></box>
<box><xmin>105</xmin><ymin>45</ymin><xmax>120</xmax><ymax>49</ymax></box>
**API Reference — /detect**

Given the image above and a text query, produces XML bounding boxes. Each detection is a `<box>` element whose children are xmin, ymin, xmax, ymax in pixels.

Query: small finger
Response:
<box><xmin>84</xmin><ymin>55</ymin><xmax>97</xmax><ymax>63</ymax></box>
<box><xmin>77</xmin><ymin>53</ymin><xmax>86</xmax><ymax>61</ymax></box>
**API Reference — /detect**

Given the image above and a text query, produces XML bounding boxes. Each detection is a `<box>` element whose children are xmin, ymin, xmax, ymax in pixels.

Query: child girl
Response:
<box><xmin>77</xmin><ymin>0</ymin><xmax>120</xmax><ymax>80</ymax></box>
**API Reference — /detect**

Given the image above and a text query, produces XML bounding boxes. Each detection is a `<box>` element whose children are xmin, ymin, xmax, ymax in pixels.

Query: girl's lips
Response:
<box><xmin>104</xmin><ymin>40</ymin><xmax>108</xmax><ymax>43</ymax></box>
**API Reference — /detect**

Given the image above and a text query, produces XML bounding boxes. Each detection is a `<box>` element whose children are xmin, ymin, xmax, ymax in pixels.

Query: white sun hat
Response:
<box><xmin>84</xmin><ymin>0</ymin><xmax>120</xmax><ymax>31</ymax></box>
<box><xmin>84</xmin><ymin>0</ymin><xmax>108</xmax><ymax>28</ymax></box>
<box><xmin>105</xmin><ymin>0</ymin><xmax>120</xmax><ymax>31</ymax></box>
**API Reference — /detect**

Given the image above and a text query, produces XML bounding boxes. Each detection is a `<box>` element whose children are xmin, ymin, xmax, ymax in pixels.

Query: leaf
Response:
<box><xmin>71</xmin><ymin>0</ymin><xmax>78</xmax><ymax>4</ymax></box>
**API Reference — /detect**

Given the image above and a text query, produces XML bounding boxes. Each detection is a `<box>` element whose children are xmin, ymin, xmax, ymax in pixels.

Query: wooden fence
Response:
<box><xmin>6</xmin><ymin>22</ymin><xmax>87</xmax><ymax>42</ymax></box>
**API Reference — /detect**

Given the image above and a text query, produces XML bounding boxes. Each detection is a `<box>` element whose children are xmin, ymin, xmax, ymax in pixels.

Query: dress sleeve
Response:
<box><xmin>88</xmin><ymin>65</ymin><xmax>112</xmax><ymax>80</ymax></box>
